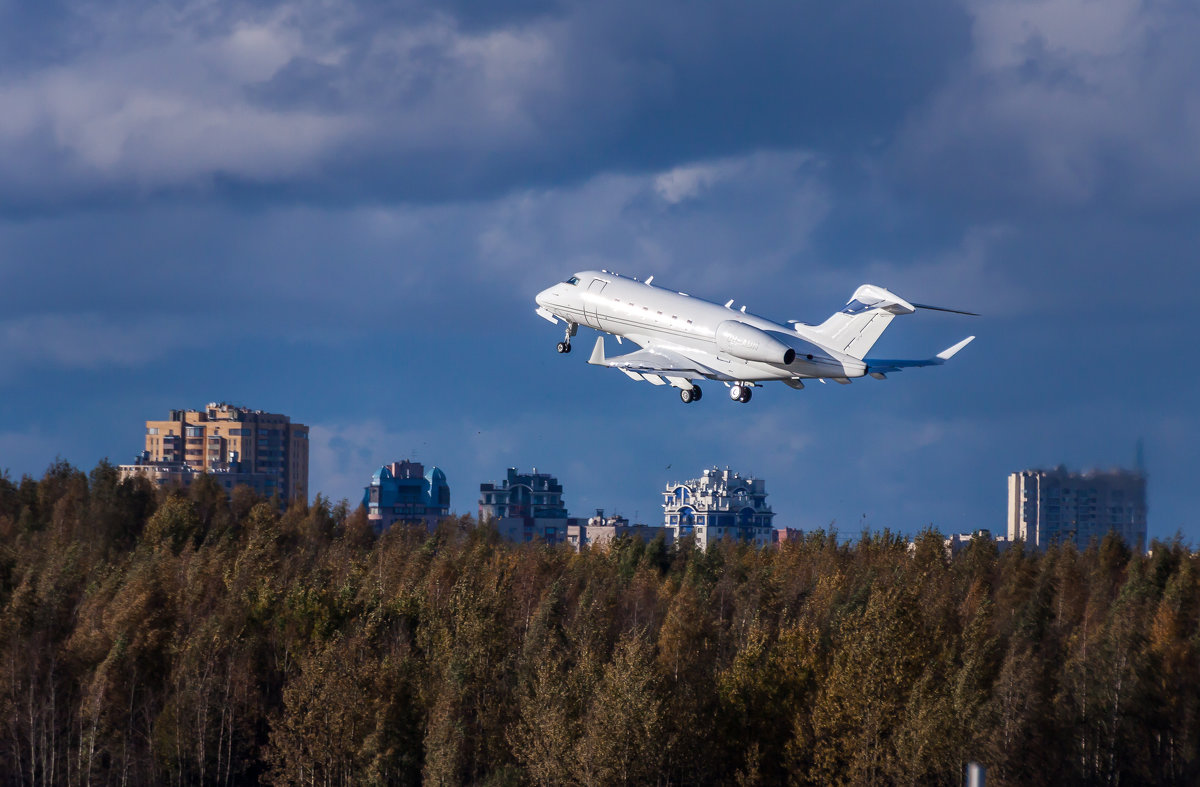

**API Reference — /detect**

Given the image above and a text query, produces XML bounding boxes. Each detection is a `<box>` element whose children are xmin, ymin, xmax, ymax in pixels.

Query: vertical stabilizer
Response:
<box><xmin>811</xmin><ymin>284</ymin><xmax>915</xmax><ymax>359</ymax></box>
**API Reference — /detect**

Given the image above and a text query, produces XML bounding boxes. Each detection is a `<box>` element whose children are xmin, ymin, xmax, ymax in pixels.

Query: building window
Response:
<box><xmin>147</xmin><ymin>427</ymin><xmax>159</xmax><ymax>435</ymax></box>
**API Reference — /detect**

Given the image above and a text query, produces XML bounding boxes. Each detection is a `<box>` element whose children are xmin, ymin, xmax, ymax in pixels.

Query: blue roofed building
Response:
<box><xmin>363</xmin><ymin>460</ymin><xmax>451</xmax><ymax>532</ymax></box>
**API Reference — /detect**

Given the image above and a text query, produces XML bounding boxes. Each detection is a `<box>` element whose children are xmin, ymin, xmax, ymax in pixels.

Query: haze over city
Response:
<box><xmin>2</xmin><ymin>0</ymin><xmax>1197</xmax><ymax>540</ymax></box>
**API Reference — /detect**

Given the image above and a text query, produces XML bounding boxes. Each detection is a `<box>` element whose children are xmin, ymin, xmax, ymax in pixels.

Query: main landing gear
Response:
<box><xmin>679</xmin><ymin>386</ymin><xmax>703</xmax><ymax>404</ymax></box>
<box><xmin>556</xmin><ymin>322</ymin><xmax>578</xmax><ymax>353</ymax></box>
<box><xmin>729</xmin><ymin>383</ymin><xmax>753</xmax><ymax>403</ymax></box>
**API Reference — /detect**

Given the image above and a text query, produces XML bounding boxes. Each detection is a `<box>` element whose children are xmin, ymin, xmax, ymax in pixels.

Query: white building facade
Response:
<box><xmin>663</xmin><ymin>468</ymin><xmax>775</xmax><ymax>550</ymax></box>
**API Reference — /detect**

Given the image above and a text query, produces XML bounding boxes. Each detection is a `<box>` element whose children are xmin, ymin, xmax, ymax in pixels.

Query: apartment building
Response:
<box><xmin>122</xmin><ymin>402</ymin><xmax>309</xmax><ymax>503</ymax></box>
<box><xmin>1007</xmin><ymin>466</ymin><xmax>1147</xmax><ymax>550</ymax></box>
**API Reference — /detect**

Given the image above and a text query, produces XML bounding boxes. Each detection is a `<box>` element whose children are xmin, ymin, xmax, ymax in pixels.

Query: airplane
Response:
<box><xmin>534</xmin><ymin>270</ymin><xmax>975</xmax><ymax>404</ymax></box>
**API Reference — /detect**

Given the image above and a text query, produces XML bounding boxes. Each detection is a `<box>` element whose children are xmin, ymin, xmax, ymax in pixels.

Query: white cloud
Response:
<box><xmin>654</xmin><ymin>164</ymin><xmax>721</xmax><ymax>204</ymax></box>
<box><xmin>898</xmin><ymin>0</ymin><xmax>1200</xmax><ymax>206</ymax></box>
<box><xmin>475</xmin><ymin>149</ymin><xmax>830</xmax><ymax>297</ymax></box>
<box><xmin>0</xmin><ymin>5</ymin><xmax>569</xmax><ymax>200</ymax></box>
<box><xmin>0</xmin><ymin>313</ymin><xmax>203</xmax><ymax>375</ymax></box>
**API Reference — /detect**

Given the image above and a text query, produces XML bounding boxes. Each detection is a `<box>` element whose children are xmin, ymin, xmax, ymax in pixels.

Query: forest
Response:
<box><xmin>1</xmin><ymin>460</ymin><xmax>1197</xmax><ymax>786</ymax></box>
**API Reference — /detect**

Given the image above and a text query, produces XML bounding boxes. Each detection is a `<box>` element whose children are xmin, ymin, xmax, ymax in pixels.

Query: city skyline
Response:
<box><xmin>1</xmin><ymin>1</ymin><xmax>1198</xmax><ymax>542</ymax></box>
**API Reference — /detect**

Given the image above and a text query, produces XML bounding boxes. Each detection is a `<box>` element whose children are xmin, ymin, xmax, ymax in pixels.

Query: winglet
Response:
<box><xmin>588</xmin><ymin>336</ymin><xmax>606</xmax><ymax>365</ymax></box>
<box><xmin>936</xmin><ymin>336</ymin><xmax>975</xmax><ymax>362</ymax></box>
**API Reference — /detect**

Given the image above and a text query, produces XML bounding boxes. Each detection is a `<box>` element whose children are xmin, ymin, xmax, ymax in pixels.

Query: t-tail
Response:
<box><xmin>811</xmin><ymin>284</ymin><xmax>977</xmax><ymax>360</ymax></box>
<box><xmin>811</xmin><ymin>285</ymin><xmax>915</xmax><ymax>359</ymax></box>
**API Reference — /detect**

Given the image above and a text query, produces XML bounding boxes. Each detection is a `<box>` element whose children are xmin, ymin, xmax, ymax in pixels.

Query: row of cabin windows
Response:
<box><xmin>610</xmin><ymin>298</ymin><xmax>693</xmax><ymax>325</ymax></box>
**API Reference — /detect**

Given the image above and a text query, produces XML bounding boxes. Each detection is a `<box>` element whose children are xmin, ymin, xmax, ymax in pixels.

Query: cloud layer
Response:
<box><xmin>1</xmin><ymin>0</ymin><xmax>1197</xmax><ymax>538</ymax></box>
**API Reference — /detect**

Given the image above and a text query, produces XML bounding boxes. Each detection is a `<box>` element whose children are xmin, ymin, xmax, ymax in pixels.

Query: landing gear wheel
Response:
<box><xmin>558</xmin><ymin>322</ymin><xmax>576</xmax><ymax>354</ymax></box>
<box><xmin>729</xmin><ymin>385</ymin><xmax>744</xmax><ymax>402</ymax></box>
<box><xmin>691</xmin><ymin>385</ymin><xmax>702</xmax><ymax>401</ymax></box>
<box><xmin>680</xmin><ymin>388</ymin><xmax>695</xmax><ymax>404</ymax></box>
<box><xmin>739</xmin><ymin>387</ymin><xmax>752</xmax><ymax>403</ymax></box>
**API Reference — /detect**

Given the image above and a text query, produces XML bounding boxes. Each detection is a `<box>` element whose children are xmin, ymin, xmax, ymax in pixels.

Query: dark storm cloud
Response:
<box><xmin>0</xmin><ymin>0</ymin><xmax>970</xmax><ymax>210</ymax></box>
<box><xmin>1</xmin><ymin>0</ymin><xmax>1198</xmax><ymax>538</ymax></box>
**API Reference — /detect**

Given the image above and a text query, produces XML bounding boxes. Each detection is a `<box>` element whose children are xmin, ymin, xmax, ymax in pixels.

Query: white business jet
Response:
<box><xmin>534</xmin><ymin>271</ymin><xmax>975</xmax><ymax>404</ymax></box>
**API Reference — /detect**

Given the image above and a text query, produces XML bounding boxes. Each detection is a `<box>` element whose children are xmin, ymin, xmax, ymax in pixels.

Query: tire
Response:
<box><xmin>741</xmin><ymin>387</ymin><xmax>753</xmax><ymax>403</ymax></box>
<box><xmin>729</xmin><ymin>385</ymin><xmax>743</xmax><ymax>401</ymax></box>
<box><xmin>680</xmin><ymin>389</ymin><xmax>694</xmax><ymax>404</ymax></box>
<box><xmin>692</xmin><ymin>386</ymin><xmax>703</xmax><ymax>401</ymax></box>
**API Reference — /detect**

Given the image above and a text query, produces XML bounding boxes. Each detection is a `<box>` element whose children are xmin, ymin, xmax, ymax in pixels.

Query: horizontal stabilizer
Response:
<box><xmin>865</xmin><ymin>336</ymin><xmax>975</xmax><ymax>375</ymax></box>
<box><xmin>936</xmin><ymin>335</ymin><xmax>975</xmax><ymax>361</ymax></box>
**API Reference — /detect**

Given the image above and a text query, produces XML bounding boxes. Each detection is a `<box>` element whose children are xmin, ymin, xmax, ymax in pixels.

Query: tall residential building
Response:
<box><xmin>479</xmin><ymin>468</ymin><xmax>568</xmax><ymax>520</ymax></box>
<box><xmin>1007</xmin><ymin>467</ymin><xmax>1147</xmax><ymax>551</ymax></box>
<box><xmin>363</xmin><ymin>460</ymin><xmax>450</xmax><ymax>532</ymax></box>
<box><xmin>663</xmin><ymin>467</ymin><xmax>775</xmax><ymax>550</ymax></box>
<box><xmin>480</xmin><ymin>468</ymin><xmax>581</xmax><ymax>545</ymax></box>
<box><xmin>122</xmin><ymin>403</ymin><xmax>309</xmax><ymax>502</ymax></box>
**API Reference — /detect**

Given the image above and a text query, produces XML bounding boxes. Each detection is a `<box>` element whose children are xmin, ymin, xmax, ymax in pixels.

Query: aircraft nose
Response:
<box><xmin>535</xmin><ymin>287</ymin><xmax>552</xmax><ymax>307</ymax></box>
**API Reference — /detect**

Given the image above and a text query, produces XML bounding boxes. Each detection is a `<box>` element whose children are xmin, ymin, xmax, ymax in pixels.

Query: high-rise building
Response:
<box><xmin>480</xmin><ymin>468</ymin><xmax>582</xmax><ymax>545</ymax></box>
<box><xmin>363</xmin><ymin>460</ymin><xmax>450</xmax><ymax>532</ymax></box>
<box><xmin>663</xmin><ymin>467</ymin><xmax>775</xmax><ymax>550</ymax></box>
<box><xmin>121</xmin><ymin>403</ymin><xmax>309</xmax><ymax>503</ymax></box>
<box><xmin>479</xmin><ymin>467</ymin><xmax>569</xmax><ymax>521</ymax></box>
<box><xmin>1007</xmin><ymin>467</ymin><xmax>1147</xmax><ymax>550</ymax></box>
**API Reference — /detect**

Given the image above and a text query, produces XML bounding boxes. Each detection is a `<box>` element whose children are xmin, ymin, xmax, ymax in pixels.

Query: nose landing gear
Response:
<box><xmin>556</xmin><ymin>322</ymin><xmax>578</xmax><ymax>353</ymax></box>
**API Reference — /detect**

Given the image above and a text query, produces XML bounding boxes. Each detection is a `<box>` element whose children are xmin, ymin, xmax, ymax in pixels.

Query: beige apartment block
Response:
<box><xmin>134</xmin><ymin>402</ymin><xmax>309</xmax><ymax>503</ymax></box>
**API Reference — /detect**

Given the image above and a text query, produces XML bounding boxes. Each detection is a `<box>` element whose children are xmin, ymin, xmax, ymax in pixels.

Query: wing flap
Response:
<box><xmin>587</xmin><ymin>337</ymin><xmax>717</xmax><ymax>380</ymax></box>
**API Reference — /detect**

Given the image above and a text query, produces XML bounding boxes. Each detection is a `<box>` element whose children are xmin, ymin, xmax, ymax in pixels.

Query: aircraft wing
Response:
<box><xmin>865</xmin><ymin>336</ymin><xmax>975</xmax><ymax>375</ymax></box>
<box><xmin>587</xmin><ymin>337</ymin><xmax>719</xmax><ymax>386</ymax></box>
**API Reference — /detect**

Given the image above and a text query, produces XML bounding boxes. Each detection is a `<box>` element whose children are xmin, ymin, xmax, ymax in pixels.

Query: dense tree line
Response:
<box><xmin>1</xmin><ymin>460</ymin><xmax>1197</xmax><ymax>786</ymax></box>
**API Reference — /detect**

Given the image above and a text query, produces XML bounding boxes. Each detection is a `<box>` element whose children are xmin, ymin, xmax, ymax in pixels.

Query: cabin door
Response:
<box><xmin>583</xmin><ymin>279</ymin><xmax>607</xmax><ymax>329</ymax></box>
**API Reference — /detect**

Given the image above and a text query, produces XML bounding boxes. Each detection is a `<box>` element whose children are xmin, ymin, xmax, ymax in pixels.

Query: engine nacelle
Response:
<box><xmin>715</xmin><ymin>321</ymin><xmax>796</xmax><ymax>365</ymax></box>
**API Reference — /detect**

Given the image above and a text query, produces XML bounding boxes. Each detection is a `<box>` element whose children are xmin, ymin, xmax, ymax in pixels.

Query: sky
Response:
<box><xmin>2</xmin><ymin>0</ymin><xmax>1198</xmax><ymax>540</ymax></box>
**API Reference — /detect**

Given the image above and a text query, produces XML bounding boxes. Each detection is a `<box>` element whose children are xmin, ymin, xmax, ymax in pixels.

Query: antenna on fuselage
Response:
<box><xmin>645</xmin><ymin>276</ymin><xmax>654</xmax><ymax>285</ymax></box>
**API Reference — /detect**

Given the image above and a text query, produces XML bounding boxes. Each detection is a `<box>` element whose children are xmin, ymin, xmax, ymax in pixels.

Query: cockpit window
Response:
<box><xmin>566</xmin><ymin>276</ymin><xmax>579</xmax><ymax>285</ymax></box>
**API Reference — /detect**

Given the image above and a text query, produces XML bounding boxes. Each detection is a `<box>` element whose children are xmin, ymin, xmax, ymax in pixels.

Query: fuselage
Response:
<box><xmin>535</xmin><ymin>270</ymin><xmax>866</xmax><ymax>382</ymax></box>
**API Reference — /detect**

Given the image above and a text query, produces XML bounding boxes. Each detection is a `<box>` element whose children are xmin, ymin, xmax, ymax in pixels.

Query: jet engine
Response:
<box><xmin>715</xmin><ymin>321</ymin><xmax>796</xmax><ymax>365</ymax></box>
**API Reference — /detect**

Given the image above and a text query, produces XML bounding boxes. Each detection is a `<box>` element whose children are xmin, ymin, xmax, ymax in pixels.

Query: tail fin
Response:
<box><xmin>811</xmin><ymin>284</ymin><xmax>916</xmax><ymax>359</ymax></box>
